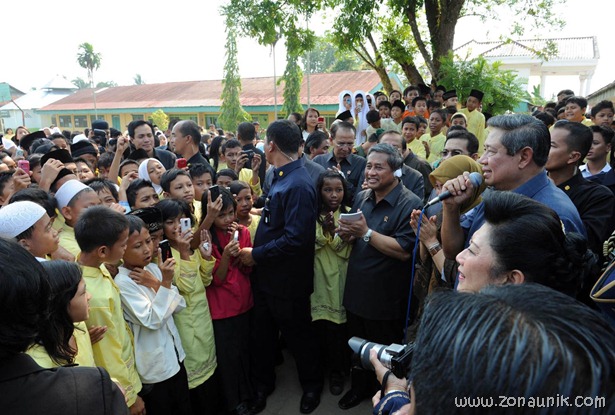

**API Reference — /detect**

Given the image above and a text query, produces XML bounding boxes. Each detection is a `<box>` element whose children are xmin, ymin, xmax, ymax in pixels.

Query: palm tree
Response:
<box><xmin>133</xmin><ymin>74</ymin><xmax>145</xmax><ymax>85</ymax></box>
<box><xmin>76</xmin><ymin>43</ymin><xmax>102</xmax><ymax>88</ymax></box>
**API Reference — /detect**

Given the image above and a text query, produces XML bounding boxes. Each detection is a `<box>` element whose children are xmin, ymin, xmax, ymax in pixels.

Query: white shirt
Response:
<box><xmin>116</xmin><ymin>263</ymin><xmax>186</xmax><ymax>384</ymax></box>
<box><xmin>2</xmin><ymin>137</ymin><xmax>15</xmax><ymax>150</ymax></box>
<box><xmin>580</xmin><ymin>163</ymin><xmax>611</xmax><ymax>178</ymax></box>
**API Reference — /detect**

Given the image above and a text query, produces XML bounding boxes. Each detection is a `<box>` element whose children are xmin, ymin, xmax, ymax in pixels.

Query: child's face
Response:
<box><xmin>402</xmin><ymin>123</ymin><xmax>417</xmax><ymax>142</ymax></box>
<box><xmin>76</xmin><ymin>162</ymin><xmax>96</xmax><ymax>182</ymax></box>
<box><xmin>147</xmin><ymin>160</ymin><xmax>165</xmax><ymax>185</ymax></box>
<box><xmin>134</xmin><ymin>187</ymin><xmax>159</xmax><ymax>209</ymax></box>
<box><xmin>223</xmin><ymin>147</ymin><xmax>242</xmax><ymax>170</ymax></box>
<box><xmin>414</xmin><ymin>100</ymin><xmax>427</xmax><ymax>115</ymax></box>
<box><xmin>216</xmin><ymin>175</ymin><xmax>232</xmax><ymax>188</ymax></box>
<box><xmin>105</xmin><ymin>228</ymin><xmax>129</xmax><ymax>264</ymax></box>
<box><xmin>379</xmin><ymin>105</ymin><xmax>391</xmax><ymax>119</ymax></box>
<box><xmin>451</xmin><ymin>117</ymin><xmax>467</xmax><ymax>127</ymax></box>
<box><xmin>166</xmin><ymin>175</ymin><xmax>195</xmax><ymax>204</ymax></box>
<box><xmin>592</xmin><ymin>109</ymin><xmax>614</xmax><ymax>127</ymax></box>
<box><xmin>565</xmin><ymin>102</ymin><xmax>585</xmax><ymax>122</ymax></box>
<box><xmin>27</xmin><ymin>213</ymin><xmax>59</xmax><ymax>258</ymax></box>
<box><xmin>214</xmin><ymin>204</ymin><xmax>236</xmax><ymax>232</ymax></box>
<box><xmin>192</xmin><ymin>172</ymin><xmax>212</xmax><ymax>202</ymax></box>
<box><xmin>68</xmin><ymin>278</ymin><xmax>91</xmax><ymax>323</ymax></box>
<box><xmin>120</xmin><ymin>163</ymin><xmax>138</xmax><ymax>178</ymax></box>
<box><xmin>64</xmin><ymin>190</ymin><xmax>101</xmax><ymax>225</ymax></box>
<box><xmin>0</xmin><ymin>177</ymin><xmax>14</xmax><ymax>202</ymax></box>
<box><xmin>391</xmin><ymin>107</ymin><xmax>402</xmax><ymax>120</ymax></box>
<box><xmin>163</xmin><ymin>216</ymin><xmax>182</xmax><ymax>242</ymax></box>
<box><xmin>123</xmin><ymin>227</ymin><xmax>153</xmax><ymax>268</ymax></box>
<box><xmin>466</xmin><ymin>96</ymin><xmax>480</xmax><ymax>112</ymax></box>
<box><xmin>97</xmin><ymin>188</ymin><xmax>117</xmax><ymax>207</ymax></box>
<box><xmin>405</xmin><ymin>90</ymin><xmax>419</xmax><ymax>104</ymax></box>
<box><xmin>390</xmin><ymin>92</ymin><xmax>402</xmax><ymax>102</ymax></box>
<box><xmin>429</xmin><ymin>113</ymin><xmax>445</xmax><ymax>134</ymax></box>
<box><xmin>418</xmin><ymin>123</ymin><xmax>427</xmax><ymax>135</ymax></box>
<box><xmin>235</xmin><ymin>188</ymin><xmax>253</xmax><ymax>219</ymax></box>
<box><xmin>321</xmin><ymin>177</ymin><xmax>344</xmax><ymax>212</ymax></box>
<box><xmin>149</xmin><ymin>229</ymin><xmax>164</xmax><ymax>257</ymax></box>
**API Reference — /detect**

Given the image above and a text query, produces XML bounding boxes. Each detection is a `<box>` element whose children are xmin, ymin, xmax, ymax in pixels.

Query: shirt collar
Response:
<box><xmin>273</xmin><ymin>158</ymin><xmax>303</xmax><ymax>181</ymax></box>
<box><xmin>368</xmin><ymin>181</ymin><xmax>404</xmax><ymax>206</ymax></box>
<box><xmin>513</xmin><ymin>170</ymin><xmax>550</xmax><ymax>198</ymax></box>
<box><xmin>0</xmin><ymin>353</ymin><xmax>47</xmax><ymax>382</ymax></box>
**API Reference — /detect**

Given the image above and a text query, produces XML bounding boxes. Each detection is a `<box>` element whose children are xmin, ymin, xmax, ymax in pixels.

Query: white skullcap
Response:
<box><xmin>55</xmin><ymin>179</ymin><xmax>90</xmax><ymax>209</ymax></box>
<box><xmin>0</xmin><ymin>201</ymin><xmax>46</xmax><ymax>238</ymax></box>
<box><xmin>72</xmin><ymin>134</ymin><xmax>89</xmax><ymax>143</ymax></box>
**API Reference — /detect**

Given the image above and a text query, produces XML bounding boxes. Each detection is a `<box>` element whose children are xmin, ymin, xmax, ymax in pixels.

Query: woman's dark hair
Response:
<box><xmin>483</xmin><ymin>191</ymin><xmax>594</xmax><ymax>297</ymax></box>
<box><xmin>157</xmin><ymin>198</ymin><xmax>194</xmax><ymax>238</ymax></box>
<box><xmin>0</xmin><ymin>238</ymin><xmax>50</xmax><ymax>358</ymax></box>
<box><xmin>300</xmin><ymin>107</ymin><xmax>320</xmax><ymax>132</ymax></box>
<box><xmin>304</xmin><ymin>130</ymin><xmax>328</xmax><ymax>156</ymax></box>
<box><xmin>316</xmin><ymin>171</ymin><xmax>350</xmax><ymax>225</ymax></box>
<box><xmin>209</xmin><ymin>135</ymin><xmax>226</xmax><ymax>171</ymax></box>
<box><xmin>38</xmin><ymin>261</ymin><xmax>82</xmax><ymax>365</ymax></box>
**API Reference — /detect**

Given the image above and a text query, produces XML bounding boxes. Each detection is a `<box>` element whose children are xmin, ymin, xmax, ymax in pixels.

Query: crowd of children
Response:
<box><xmin>0</xmin><ymin>83</ymin><xmax>614</xmax><ymax>415</ymax></box>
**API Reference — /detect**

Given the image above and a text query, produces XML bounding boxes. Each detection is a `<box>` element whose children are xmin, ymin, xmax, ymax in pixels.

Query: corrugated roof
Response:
<box><xmin>40</xmin><ymin>70</ymin><xmax>386</xmax><ymax>111</ymax></box>
<box><xmin>0</xmin><ymin>89</ymin><xmax>74</xmax><ymax>111</ymax></box>
<box><xmin>455</xmin><ymin>37</ymin><xmax>598</xmax><ymax>60</ymax></box>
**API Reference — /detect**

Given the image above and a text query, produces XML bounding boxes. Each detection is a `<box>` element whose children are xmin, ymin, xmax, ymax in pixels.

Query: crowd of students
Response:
<box><xmin>0</xmin><ymin>82</ymin><xmax>614</xmax><ymax>415</ymax></box>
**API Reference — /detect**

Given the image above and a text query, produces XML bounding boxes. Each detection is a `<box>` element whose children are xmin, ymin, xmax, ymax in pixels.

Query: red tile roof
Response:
<box><xmin>40</xmin><ymin>70</ymin><xmax>390</xmax><ymax>111</ymax></box>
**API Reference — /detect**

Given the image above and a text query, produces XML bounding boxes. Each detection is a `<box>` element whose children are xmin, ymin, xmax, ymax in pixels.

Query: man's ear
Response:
<box><xmin>17</xmin><ymin>238</ymin><xmax>30</xmax><ymax>251</ymax></box>
<box><xmin>471</xmin><ymin>153</ymin><xmax>479</xmax><ymax>160</ymax></box>
<box><xmin>97</xmin><ymin>244</ymin><xmax>109</xmax><ymax>259</ymax></box>
<box><xmin>163</xmin><ymin>191</ymin><xmax>171</xmax><ymax>199</ymax></box>
<box><xmin>517</xmin><ymin>146</ymin><xmax>534</xmax><ymax>169</ymax></box>
<box><xmin>568</xmin><ymin>150</ymin><xmax>582</xmax><ymax>165</ymax></box>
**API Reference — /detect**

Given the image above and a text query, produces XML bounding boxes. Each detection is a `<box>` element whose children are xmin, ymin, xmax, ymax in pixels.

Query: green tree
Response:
<box><xmin>218</xmin><ymin>18</ymin><xmax>251</xmax><ymax>132</ymax></box>
<box><xmin>281</xmin><ymin>48</ymin><xmax>304</xmax><ymax>117</ymax></box>
<box><xmin>134</xmin><ymin>74</ymin><xmax>145</xmax><ymax>85</ymax></box>
<box><xmin>151</xmin><ymin>109</ymin><xmax>170</xmax><ymax>131</ymax></box>
<box><xmin>72</xmin><ymin>77</ymin><xmax>89</xmax><ymax>89</ymax></box>
<box><xmin>76</xmin><ymin>42</ymin><xmax>102</xmax><ymax>88</ymax></box>
<box><xmin>304</xmin><ymin>37</ymin><xmax>367</xmax><ymax>74</ymax></box>
<box><xmin>224</xmin><ymin>0</ymin><xmax>565</xmax><ymax>88</ymax></box>
<box><xmin>438</xmin><ymin>54</ymin><xmax>525</xmax><ymax>115</ymax></box>
<box><xmin>96</xmin><ymin>81</ymin><xmax>117</xmax><ymax>88</ymax></box>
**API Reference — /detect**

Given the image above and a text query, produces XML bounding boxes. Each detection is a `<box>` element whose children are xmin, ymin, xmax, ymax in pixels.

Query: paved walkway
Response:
<box><xmin>261</xmin><ymin>351</ymin><xmax>374</xmax><ymax>414</ymax></box>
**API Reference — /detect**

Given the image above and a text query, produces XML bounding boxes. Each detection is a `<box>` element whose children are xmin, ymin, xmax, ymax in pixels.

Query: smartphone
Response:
<box><xmin>177</xmin><ymin>158</ymin><xmax>187</xmax><ymax>169</ymax></box>
<box><xmin>159</xmin><ymin>239</ymin><xmax>172</xmax><ymax>261</ymax></box>
<box><xmin>233</xmin><ymin>230</ymin><xmax>239</xmax><ymax>242</ymax></box>
<box><xmin>317</xmin><ymin>116</ymin><xmax>325</xmax><ymax>124</ymax></box>
<box><xmin>357</xmin><ymin>103</ymin><xmax>362</xmax><ymax>111</ymax></box>
<box><xmin>209</xmin><ymin>185</ymin><xmax>220</xmax><ymax>201</ymax></box>
<box><xmin>15</xmin><ymin>148</ymin><xmax>24</xmax><ymax>158</ymax></box>
<box><xmin>17</xmin><ymin>160</ymin><xmax>30</xmax><ymax>174</ymax></box>
<box><xmin>180</xmin><ymin>218</ymin><xmax>191</xmax><ymax>234</ymax></box>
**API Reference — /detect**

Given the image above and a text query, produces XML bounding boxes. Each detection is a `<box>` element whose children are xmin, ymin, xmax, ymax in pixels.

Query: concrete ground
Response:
<box><xmin>260</xmin><ymin>350</ymin><xmax>374</xmax><ymax>415</ymax></box>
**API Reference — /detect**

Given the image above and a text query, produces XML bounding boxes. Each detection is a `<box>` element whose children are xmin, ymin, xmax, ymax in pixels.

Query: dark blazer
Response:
<box><xmin>0</xmin><ymin>353</ymin><xmax>128</xmax><ymax>415</ymax></box>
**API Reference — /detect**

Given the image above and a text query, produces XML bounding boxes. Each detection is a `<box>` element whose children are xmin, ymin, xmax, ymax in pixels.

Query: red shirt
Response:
<box><xmin>206</xmin><ymin>226</ymin><xmax>254</xmax><ymax>320</ymax></box>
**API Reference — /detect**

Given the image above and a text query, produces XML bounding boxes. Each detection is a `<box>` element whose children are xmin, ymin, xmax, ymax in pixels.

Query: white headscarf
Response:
<box><xmin>138</xmin><ymin>158</ymin><xmax>165</xmax><ymax>195</ymax></box>
<box><xmin>353</xmin><ymin>90</ymin><xmax>369</xmax><ymax>145</ymax></box>
<box><xmin>337</xmin><ymin>90</ymin><xmax>353</xmax><ymax>116</ymax></box>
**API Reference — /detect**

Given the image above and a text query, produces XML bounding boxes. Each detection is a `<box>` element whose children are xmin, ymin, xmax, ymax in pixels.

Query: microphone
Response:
<box><xmin>424</xmin><ymin>172</ymin><xmax>483</xmax><ymax>208</ymax></box>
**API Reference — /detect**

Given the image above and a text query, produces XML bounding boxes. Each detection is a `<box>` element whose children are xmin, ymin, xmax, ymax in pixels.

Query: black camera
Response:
<box><xmin>348</xmin><ymin>336</ymin><xmax>414</xmax><ymax>379</ymax></box>
<box><xmin>241</xmin><ymin>149</ymin><xmax>254</xmax><ymax>159</ymax></box>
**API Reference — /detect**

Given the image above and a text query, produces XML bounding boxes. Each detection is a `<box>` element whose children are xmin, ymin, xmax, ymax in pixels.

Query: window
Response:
<box><xmin>112</xmin><ymin>115</ymin><xmax>121</xmax><ymax>131</ymax></box>
<box><xmin>59</xmin><ymin>116</ymin><xmax>73</xmax><ymax>129</ymax></box>
<box><xmin>132</xmin><ymin>114</ymin><xmax>144</xmax><ymax>121</ymax></box>
<box><xmin>74</xmin><ymin>116</ymin><xmax>88</xmax><ymax>129</ymax></box>
<box><xmin>51</xmin><ymin>116</ymin><xmax>57</xmax><ymax>126</ymax></box>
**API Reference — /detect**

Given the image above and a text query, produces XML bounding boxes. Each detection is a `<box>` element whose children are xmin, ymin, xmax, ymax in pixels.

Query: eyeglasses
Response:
<box><xmin>335</xmin><ymin>142</ymin><xmax>354</xmax><ymax>148</ymax></box>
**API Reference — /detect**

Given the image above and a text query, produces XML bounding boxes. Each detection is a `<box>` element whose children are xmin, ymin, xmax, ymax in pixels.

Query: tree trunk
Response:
<box><xmin>375</xmin><ymin>66</ymin><xmax>394</xmax><ymax>93</ymax></box>
<box><xmin>400</xmin><ymin>63</ymin><xmax>424</xmax><ymax>86</ymax></box>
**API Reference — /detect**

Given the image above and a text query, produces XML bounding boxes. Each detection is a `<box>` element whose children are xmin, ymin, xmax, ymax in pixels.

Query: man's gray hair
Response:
<box><xmin>487</xmin><ymin>114</ymin><xmax>550</xmax><ymax>167</ymax></box>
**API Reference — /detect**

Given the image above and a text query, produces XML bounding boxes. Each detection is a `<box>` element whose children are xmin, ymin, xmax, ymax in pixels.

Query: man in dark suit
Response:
<box><xmin>238</xmin><ymin>120</ymin><xmax>324</xmax><ymax>414</ymax></box>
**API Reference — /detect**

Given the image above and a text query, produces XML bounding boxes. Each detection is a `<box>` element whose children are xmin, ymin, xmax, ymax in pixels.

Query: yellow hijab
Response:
<box><xmin>429</xmin><ymin>155</ymin><xmax>486</xmax><ymax>214</ymax></box>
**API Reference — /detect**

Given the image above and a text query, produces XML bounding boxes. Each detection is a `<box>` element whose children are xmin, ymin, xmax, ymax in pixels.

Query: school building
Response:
<box><xmin>36</xmin><ymin>71</ymin><xmax>404</xmax><ymax>132</ymax></box>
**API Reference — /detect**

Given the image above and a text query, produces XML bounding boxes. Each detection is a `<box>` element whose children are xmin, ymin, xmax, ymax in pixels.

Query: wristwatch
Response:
<box><xmin>363</xmin><ymin>228</ymin><xmax>373</xmax><ymax>242</ymax></box>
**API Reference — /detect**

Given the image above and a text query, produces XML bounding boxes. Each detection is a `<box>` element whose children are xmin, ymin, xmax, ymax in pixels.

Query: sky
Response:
<box><xmin>3</xmin><ymin>0</ymin><xmax>612</xmax><ymax>101</ymax></box>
